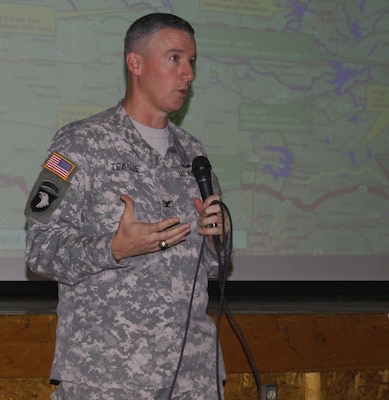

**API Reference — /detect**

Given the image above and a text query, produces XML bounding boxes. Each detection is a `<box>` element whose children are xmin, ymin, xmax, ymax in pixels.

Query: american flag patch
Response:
<box><xmin>43</xmin><ymin>152</ymin><xmax>76</xmax><ymax>180</ymax></box>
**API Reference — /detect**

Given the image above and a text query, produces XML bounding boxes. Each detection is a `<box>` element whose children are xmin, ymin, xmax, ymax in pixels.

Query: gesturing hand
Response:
<box><xmin>112</xmin><ymin>194</ymin><xmax>191</xmax><ymax>262</ymax></box>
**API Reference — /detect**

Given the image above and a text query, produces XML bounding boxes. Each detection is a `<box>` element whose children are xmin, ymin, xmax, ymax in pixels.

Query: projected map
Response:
<box><xmin>0</xmin><ymin>0</ymin><xmax>388</xmax><ymax>279</ymax></box>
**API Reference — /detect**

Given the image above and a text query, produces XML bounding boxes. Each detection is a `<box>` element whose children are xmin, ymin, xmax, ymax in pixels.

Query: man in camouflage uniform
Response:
<box><xmin>25</xmin><ymin>13</ymin><xmax>229</xmax><ymax>400</ymax></box>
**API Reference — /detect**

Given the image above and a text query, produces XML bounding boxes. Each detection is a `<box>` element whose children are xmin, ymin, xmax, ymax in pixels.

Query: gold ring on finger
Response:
<box><xmin>158</xmin><ymin>240</ymin><xmax>169</xmax><ymax>250</ymax></box>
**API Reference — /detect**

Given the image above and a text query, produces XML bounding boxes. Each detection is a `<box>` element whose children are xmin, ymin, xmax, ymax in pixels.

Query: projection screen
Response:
<box><xmin>0</xmin><ymin>0</ymin><xmax>388</xmax><ymax>281</ymax></box>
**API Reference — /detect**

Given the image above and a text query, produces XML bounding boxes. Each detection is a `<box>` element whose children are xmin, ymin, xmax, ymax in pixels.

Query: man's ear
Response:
<box><xmin>126</xmin><ymin>52</ymin><xmax>142</xmax><ymax>75</ymax></box>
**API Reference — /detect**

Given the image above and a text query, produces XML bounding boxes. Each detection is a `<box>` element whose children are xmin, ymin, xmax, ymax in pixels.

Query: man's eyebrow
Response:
<box><xmin>167</xmin><ymin>48</ymin><xmax>185</xmax><ymax>54</ymax></box>
<box><xmin>167</xmin><ymin>48</ymin><xmax>196</xmax><ymax>57</ymax></box>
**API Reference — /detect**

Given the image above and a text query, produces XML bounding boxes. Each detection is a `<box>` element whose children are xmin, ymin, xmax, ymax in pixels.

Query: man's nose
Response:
<box><xmin>182</xmin><ymin>62</ymin><xmax>195</xmax><ymax>82</ymax></box>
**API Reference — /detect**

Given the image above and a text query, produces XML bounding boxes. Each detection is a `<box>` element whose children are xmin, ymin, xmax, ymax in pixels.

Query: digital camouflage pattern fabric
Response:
<box><xmin>25</xmin><ymin>101</ymin><xmax>225</xmax><ymax>399</ymax></box>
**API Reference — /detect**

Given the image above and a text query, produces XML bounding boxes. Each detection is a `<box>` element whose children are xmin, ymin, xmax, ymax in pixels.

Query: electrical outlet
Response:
<box><xmin>263</xmin><ymin>384</ymin><xmax>278</xmax><ymax>400</ymax></box>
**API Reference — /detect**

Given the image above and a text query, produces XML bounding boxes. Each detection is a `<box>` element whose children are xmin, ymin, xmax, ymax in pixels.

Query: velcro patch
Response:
<box><xmin>43</xmin><ymin>152</ymin><xmax>76</xmax><ymax>181</ymax></box>
<box><xmin>25</xmin><ymin>153</ymin><xmax>77</xmax><ymax>224</ymax></box>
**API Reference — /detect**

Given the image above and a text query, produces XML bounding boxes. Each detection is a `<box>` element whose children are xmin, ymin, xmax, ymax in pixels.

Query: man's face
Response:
<box><xmin>133</xmin><ymin>28</ymin><xmax>197</xmax><ymax>117</ymax></box>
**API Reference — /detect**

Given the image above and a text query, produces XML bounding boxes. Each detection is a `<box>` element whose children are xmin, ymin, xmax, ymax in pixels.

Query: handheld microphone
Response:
<box><xmin>192</xmin><ymin>156</ymin><xmax>216</xmax><ymax>228</ymax></box>
<box><xmin>191</xmin><ymin>155</ymin><xmax>213</xmax><ymax>200</ymax></box>
<box><xmin>191</xmin><ymin>155</ymin><xmax>220</xmax><ymax>245</ymax></box>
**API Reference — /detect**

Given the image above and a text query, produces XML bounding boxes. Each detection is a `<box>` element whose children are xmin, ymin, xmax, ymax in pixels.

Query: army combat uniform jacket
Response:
<box><xmin>25</xmin><ymin>101</ymin><xmax>226</xmax><ymax>396</ymax></box>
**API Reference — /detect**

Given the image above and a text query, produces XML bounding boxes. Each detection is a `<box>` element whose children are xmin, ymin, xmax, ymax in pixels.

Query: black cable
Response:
<box><xmin>168</xmin><ymin>201</ymin><xmax>262</xmax><ymax>400</ymax></box>
<box><xmin>213</xmin><ymin>201</ymin><xmax>230</xmax><ymax>400</ymax></box>
<box><xmin>213</xmin><ymin>201</ymin><xmax>262</xmax><ymax>400</ymax></box>
<box><xmin>167</xmin><ymin>235</ymin><xmax>206</xmax><ymax>400</ymax></box>
<box><xmin>221</xmin><ymin>299</ymin><xmax>262</xmax><ymax>400</ymax></box>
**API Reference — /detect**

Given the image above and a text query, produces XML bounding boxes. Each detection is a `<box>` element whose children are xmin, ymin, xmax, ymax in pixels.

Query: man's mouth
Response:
<box><xmin>178</xmin><ymin>88</ymin><xmax>189</xmax><ymax>97</ymax></box>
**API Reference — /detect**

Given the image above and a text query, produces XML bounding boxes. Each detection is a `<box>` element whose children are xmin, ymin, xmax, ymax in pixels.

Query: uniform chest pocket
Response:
<box><xmin>89</xmin><ymin>168</ymin><xmax>161</xmax><ymax>227</ymax></box>
<box><xmin>156</xmin><ymin>166</ymin><xmax>197</xmax><ymax>221</ymax></box>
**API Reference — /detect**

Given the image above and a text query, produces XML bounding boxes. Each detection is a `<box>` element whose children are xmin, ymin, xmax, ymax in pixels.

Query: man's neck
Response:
<box><xmin>122</xmin><ymin>95</ymin><xmax>168</xmax><ymax>129</ymax></box>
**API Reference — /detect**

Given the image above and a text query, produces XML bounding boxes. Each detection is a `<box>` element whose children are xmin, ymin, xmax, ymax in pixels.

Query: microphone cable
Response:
<box><xmin>167</xmin><ymin>233</ymin><xmax>205</xmax><ymax>400</ymax></box>
<box><xmin>168</xmin><ymin>201</ymin><xmax>262</xmax><ymax>400</ymax></box>
<box><xmin>213</xmin><ymin>200</ymin><xmax>262</xmax><ymax>400</ymax></box>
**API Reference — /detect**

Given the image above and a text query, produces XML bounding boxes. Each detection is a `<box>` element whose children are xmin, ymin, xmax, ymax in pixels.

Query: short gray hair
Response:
<box><xmin>124</xmin><ymin>13</ymin><xmax>195</xmax><ymax>57</ymax></box>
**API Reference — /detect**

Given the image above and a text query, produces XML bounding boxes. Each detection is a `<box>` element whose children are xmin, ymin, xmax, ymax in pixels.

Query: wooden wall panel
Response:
<box><xmin>0</xmin><ymin>315</ymin><xmax>56</xmax><ymax>378</ymax></box>
<box><xmin>1</xmin><ymin>313</ymin><xmax>389</xmax><ymax>399</ymax></box>
<box><xmin>1</xmin><ymin>313</ymin><xmax>389</xmax><ymax>378</ymax></box>
<box><xmin>0</xmin><ymin>378</ymin><xmax>55</xmax><ymax>400</ymax></box>
<box><xmin>213</xmin><ymin>313</ymin><xmax>389</xmax><ymax>373</ymax></box>
<box><xmin>1</xmin><ymin>372</ymin><xmax>389</xmax><ymax>400</ymax></box>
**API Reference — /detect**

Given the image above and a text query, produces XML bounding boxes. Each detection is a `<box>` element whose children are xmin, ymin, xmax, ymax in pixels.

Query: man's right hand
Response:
<box><xmin>111</xmin><ymin>194</ymin><xmax>191</xmax><ymax>261</ymax></box>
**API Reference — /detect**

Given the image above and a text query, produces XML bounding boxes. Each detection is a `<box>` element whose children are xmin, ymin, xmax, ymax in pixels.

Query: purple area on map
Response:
<box><xmin>366</xmin><ymin>147</ymin><xmax>373</xmax><ymax>160</ymax></box>
<box><xmin>251</xmin><ymin>133</ymin><xmax>260</xmax><ymax>142</ymax></box>
<box><xmin>359</xmin><ymin>0</ymin><xmax>366</xmax><ymax>13</ymax></box>
<box><xmin>285</xmin><ymin>0</ymin><xmax>308</xmax><ymax>18</ymax></box>
<box><xmin>327</xmin><ymin>61</ymin><xmax>356</xmax><ymax>96</ymax></box>
<box><xmin>348</xmin><ymin>115</ymin><xmax>359</xmax><ymax>123</ymax></box>
<box><xmin>262</xmin><ymin>146</ymin><xmax>293</xmax><ymax>181</ymax></box>
<box><xmin>351</xmin><ymin>19</ymin><xmax>362</xmax><ymax>41</ymax></box>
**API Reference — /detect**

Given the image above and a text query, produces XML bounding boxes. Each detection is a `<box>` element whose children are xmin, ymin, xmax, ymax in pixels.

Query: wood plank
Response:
<box><xmin>0</xmin><ymin>378</ymin><xmax>55</xmax><ymax>400</ymax></box>
<box><xmin>0</xmin><ymin>315</ymin><xmax>56</xmax><ymax>378</ymax></box>
<box><xmin>1</xmin><ymin>371</ymin><xmax>389</xmax><ymax>400</ymax></box>
<box><xmin>1</xmin><ymin>313</ymin><xmax>389</xmax><ymax>378</ymax></box>
<box><xmin>213</xmin><ymin>313</ymin><xmax>389</xmax><ymax>373</ymax></box>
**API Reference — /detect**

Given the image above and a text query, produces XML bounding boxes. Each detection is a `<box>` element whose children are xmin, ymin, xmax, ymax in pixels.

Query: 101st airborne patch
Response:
<box><xmin>24</xmin><ymin>152</ymin><xmax>78</xmax><ymax>224</ymax></box>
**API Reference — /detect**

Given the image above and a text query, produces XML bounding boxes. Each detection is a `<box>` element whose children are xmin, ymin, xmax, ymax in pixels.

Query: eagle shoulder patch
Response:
<box><xmin>24</xmin><ymin>152</ymin><xmax>78</xmax><ymax>224</ymax></box>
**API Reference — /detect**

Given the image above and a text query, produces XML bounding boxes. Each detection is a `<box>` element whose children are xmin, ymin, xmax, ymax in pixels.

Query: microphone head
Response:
<box><xmin>192</xmin><ymin>156</ymin><xmax>212</xmax><ymax>181</ymax></box>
